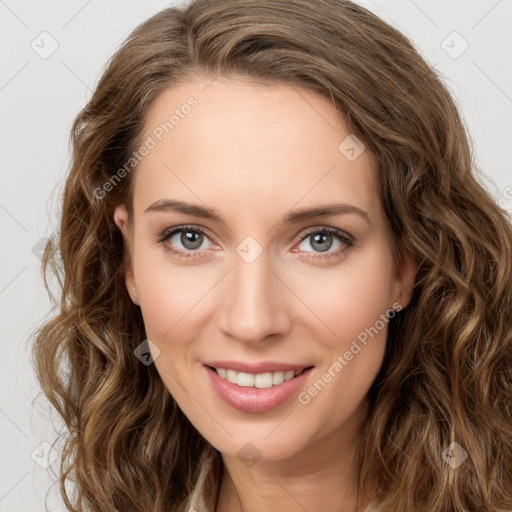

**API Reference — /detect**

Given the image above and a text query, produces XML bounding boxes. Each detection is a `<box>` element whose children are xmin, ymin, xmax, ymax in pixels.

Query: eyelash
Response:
<box><xmin>156</xmin><ymin>224</ymin><xmax>354</xmax><ymax>261</ymax></box>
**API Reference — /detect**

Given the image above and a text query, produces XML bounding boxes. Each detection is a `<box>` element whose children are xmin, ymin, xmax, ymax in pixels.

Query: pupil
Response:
<box><xmin>181</xmin><ymin>230</ymin><xmax>203</xmax><ymax>250</ymax></box>
<box><xmin>311</xmin><ymin>233</ymin><xmax>332</xmax><ymax>252</ymax></box>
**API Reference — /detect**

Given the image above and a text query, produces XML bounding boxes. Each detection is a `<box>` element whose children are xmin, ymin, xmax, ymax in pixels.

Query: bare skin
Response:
<box><xmin>114</xmin><ymin>75</ymin><xmax>417</xmax><ymax>512</ymax></box>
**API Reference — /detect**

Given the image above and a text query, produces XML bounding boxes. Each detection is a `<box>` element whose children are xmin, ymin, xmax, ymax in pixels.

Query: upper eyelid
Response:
<box><xmin>159</xmin><ymin>224</ymin><xmax>217</xmax><ymax>244</ymax></box>
<box><xmin>299</xmin><ymin>225</ymin><xmax>352</xmax><ymax>240</ymax></box>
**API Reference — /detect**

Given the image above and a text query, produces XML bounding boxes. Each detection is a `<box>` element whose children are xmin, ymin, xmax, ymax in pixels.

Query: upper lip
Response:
<box><xmin>204</xmin><ymin>360</ymin><xmax>314</xmax><ymax>374</ymax></box>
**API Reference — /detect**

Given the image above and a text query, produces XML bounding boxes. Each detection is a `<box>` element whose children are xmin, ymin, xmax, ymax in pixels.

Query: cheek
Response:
<box><xmin>297</xmin><ymin>248</ymin><xmax>395</xmax><ymax>416</ymax></box>
<box><xmin>295</xmin><ymin>260</ymin><xmax>394</xmax><ymax>431</ymax></box>
<box><xmin>132</xmin><ymin>246</ymin><xmax>213</xmax><ymax>342</ymax></box>
<box><xmin>291</xmin><ymin>246</ymin><xmax>396</xmax><ymax>349</ymax></box>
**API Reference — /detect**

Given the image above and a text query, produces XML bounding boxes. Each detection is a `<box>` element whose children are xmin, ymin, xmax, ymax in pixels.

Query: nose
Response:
<box><xmin>217</xmin><ymin>253</ymin><xmax>291</xmax><ymax>344</ymax></box>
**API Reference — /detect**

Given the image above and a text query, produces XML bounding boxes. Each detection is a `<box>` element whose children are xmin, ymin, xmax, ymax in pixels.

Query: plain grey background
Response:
<box><xmin>1</xmin><ymin>1</ymin><xmax>511</xmax><ymax>510</ymax></box>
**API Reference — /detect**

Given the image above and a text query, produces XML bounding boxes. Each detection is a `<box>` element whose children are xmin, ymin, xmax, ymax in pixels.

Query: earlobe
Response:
<box><xmin>394</xmin><ymin>247</ymin><xmax>419</xmax><ymax>310</ymax></box>
<box><xmin>113</xmin><ymin>205</ymin><xmax>140</xmax><ymax>306</ymax></box>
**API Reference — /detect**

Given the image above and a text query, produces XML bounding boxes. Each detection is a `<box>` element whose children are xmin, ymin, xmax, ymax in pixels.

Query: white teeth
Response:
<box><xmin>272</xmin><ymin>371</ymin><xmax>285</xmax><ymax>385</ymax></box>
<box><xmin>214</xmin><ymin>367</ymin><xmax>304</xmax><ymax>388</ymax></box>
<box><xmin>237</xmin><ymin>372</ymin><xmax>255</xmax><ymax>387</ymax></box>
<box><xmin>254</xmin><ymin>372</ymin><xmax>272</xmax><ymax>388</ymax></box>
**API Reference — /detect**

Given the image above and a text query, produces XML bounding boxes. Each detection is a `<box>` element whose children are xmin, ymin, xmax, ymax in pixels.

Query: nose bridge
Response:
<box><xmin>218</xmin><ymin>248</ymin><xmax>289</xmax><ymax>342</ymax></box>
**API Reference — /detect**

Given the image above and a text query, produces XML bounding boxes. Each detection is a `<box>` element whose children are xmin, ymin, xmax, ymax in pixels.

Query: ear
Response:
<box><xmin>113</xmin><ymin>205</ymin><xmax>140</xmax><ymax>306</ymax></box>
<box><xmin>392</xmin><ymin>245</ymin><xmax>419</xmax><ymax>311</ymax></box>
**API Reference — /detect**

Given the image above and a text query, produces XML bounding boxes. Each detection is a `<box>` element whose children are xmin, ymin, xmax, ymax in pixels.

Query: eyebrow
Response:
<box><xmin>144</xmin><ymin>199</ymin><xmax>371</xmax><ymax>226</ymax></box>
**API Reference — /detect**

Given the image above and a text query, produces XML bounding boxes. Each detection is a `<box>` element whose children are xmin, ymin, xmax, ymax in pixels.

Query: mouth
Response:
<box><xmin>204</xmin><ymin>363</ymin><xmax>315</xmax><ymax>413</ymax></box>
<box><xmin>204</xmin><ymin>364</ymin><xmax>314</xmax><ymax>389</ymax></box>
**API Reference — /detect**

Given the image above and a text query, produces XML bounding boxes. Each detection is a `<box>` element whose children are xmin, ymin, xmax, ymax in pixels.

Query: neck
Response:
<box><xmin>215</xmin><ymin>397</ymin><xmax>370</xmax><ymax>512</ymax></box>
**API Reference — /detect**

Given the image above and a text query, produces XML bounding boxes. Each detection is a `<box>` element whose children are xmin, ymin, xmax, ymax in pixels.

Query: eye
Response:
<box><xmin>157</xmin><ymin>224</ymin><xmax>354</xmax><ymax>262</ymax></box>
<box><xmin>294</xmin><ymin>227</ymin><xmax>354</xmax><ymax>260</ymax></box>
<box><xmin>157</xmin><ymin>225</ymin><xmax>217</xmax><ymax>259</ymax></box>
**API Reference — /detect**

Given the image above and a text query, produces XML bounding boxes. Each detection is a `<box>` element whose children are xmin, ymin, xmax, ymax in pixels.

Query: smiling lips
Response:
<box><xmin>203</xmin><ymin>360</ymin><xmax>314</xmax><ymax>413</ymax></box>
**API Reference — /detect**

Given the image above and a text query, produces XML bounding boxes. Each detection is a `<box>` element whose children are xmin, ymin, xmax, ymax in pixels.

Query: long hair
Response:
<box><xmin>31</xmin><ymin>0</ymin><xmax>512</xmax><ymax>510</ymax></box>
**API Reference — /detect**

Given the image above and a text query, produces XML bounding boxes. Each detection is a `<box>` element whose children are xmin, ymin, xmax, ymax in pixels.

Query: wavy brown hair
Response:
<box><xmin>31</xmin><ymin>0</ymin><xmax>512</xmax><ymax>510</ymax></box>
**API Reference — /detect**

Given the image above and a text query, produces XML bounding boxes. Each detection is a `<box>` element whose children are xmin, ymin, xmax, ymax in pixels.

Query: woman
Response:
<box><xmin>32</xmin><ymin>0</ymin><xmax>512</xmax><ymax>511</ymax></box>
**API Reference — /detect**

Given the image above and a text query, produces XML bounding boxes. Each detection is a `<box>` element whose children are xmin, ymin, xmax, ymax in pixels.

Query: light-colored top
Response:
<box><xmin>185</xmin><ymin>447</ymin><xmax>218</xmax><ymax>512</ymax></box>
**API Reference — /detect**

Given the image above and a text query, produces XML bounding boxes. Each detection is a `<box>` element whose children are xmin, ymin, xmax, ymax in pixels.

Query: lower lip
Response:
<box><xmin>204</xmin><ymin>365</ymin><xmax>313</xmax><ymax>414</ymax></box>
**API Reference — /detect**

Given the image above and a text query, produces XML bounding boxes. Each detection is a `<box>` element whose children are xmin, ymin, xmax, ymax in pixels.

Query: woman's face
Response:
<box><xmin>114</xmin><ymin>76</ymin><xmax>417</xmax><ymax>462</ymax></box>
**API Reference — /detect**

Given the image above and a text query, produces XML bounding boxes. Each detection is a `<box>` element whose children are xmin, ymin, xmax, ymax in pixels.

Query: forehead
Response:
<box><xmin>132</xmin><ymin>77</ymin><xmax>379</xmax><ymax>220</ymax></box>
